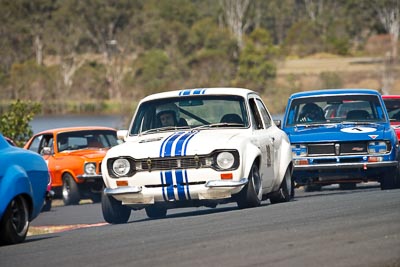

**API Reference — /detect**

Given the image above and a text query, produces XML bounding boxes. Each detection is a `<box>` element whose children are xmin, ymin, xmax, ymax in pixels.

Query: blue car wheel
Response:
<box><xmin>0</xmin><ymin>196</ymin><xmax>29</xmax><ymax>245</ymax></box>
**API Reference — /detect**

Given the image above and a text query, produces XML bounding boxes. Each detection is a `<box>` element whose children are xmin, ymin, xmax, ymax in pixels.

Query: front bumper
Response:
<box><xmin>292</xmin><ymin>159</ymin><xmax>398</xmax><ymax>185</ymax></box>
<box><xmin>104</xmin><ymin>178</ymin><xmax>248</xmax><ymax>206</ymax></box>
<box><xmin>77</xmin><ymin>174</ymin><xmax>103</xmax><ymax>179</ymax></box>
<box><xmin>294</xmin><ymin>160</ymin><xmax>399</xmax><ymax>170</ymax></box>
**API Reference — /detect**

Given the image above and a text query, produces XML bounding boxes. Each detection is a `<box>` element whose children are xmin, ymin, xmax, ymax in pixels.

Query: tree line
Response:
<box><xmin>0</xmin><ymin>0</ymin><xmax>398</xmax><ymax>116</ymax></box>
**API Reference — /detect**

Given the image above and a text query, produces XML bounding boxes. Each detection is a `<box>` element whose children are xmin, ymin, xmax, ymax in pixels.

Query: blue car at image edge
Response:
<box><xmin>282</xmin><ymin>89</ymin><xmax>400</xmax><ymax>191</ymax></box>
<box><xmin>0</xmin><ymin>134</ymin><xmax>49</xmax><ymax>245</ymax></box>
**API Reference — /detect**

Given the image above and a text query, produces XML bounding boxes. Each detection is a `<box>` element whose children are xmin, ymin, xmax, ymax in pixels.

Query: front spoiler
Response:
<box><xmin>104</xmin><ymin>178</ymin><xmax>248</xmax><ymax>196</ymax></box>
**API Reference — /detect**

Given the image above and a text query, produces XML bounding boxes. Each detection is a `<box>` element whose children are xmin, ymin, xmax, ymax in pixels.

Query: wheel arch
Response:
<box><xmin>274</xmin><ymin>138</ymin><xmax>293</xmax><ymax>192</ymax></box>
<box><xmin>241</xmin><ymin>144</ymin><xmax>262</xmax><ymax>179</ymax></box>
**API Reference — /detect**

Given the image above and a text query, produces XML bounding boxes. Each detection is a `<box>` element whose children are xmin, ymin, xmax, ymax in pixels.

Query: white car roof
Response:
<box><xmin>141</xmin><ymin>88</ymin><xmax>258</xmax><ymax>102</ymax></box>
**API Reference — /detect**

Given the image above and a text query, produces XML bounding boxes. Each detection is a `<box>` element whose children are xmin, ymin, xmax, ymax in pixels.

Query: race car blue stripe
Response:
<box><xmin>183</xmin><ymin>169</ymin><xmax>191</xmax><ymax>200</ymax></box>
<box><xmin>160</xmin><ymin>172</ymin><xmax>168</xmax><ymax>201</ymax></box>
<box><xmin>182</xmin><ymin>132</ymin><xmax>197</xmax><ymax>156</ymax></box>
<box><xmin>175</xmin><ymin>132</ymin><xmax>194</xmax><ymax>156</ymax></box>
<box><xmin>193</xmin><ymin>89</ymin><xmax>203</xmax><ymax>95</ymax></box>
<box><xmin>179</xmin><ymin>90</ymin><xmax>191</xmax><ymax>96</ymax></box>
<box><xmin>178</xmin><ymin>89</ymin><xmax>207</xmax><ymax>96</ymax></box>
<box><xmin>160</xmin><ymin>132</ymin><xmax>184</xmax><ymax>157</ymax></box>
<box><xmin>164</xmin><ymin>170</ymin><xmax>175</xmax><ymax>200</ymax></box>
<box><xmin>159</xmin><ymin>133</ymin><xmax>176</xmax><ymax>157</ymax></box>
<box><xmin>174</xmin><ymin>170</ymin><xmax>186</xmax><ymax>200</ymax></box>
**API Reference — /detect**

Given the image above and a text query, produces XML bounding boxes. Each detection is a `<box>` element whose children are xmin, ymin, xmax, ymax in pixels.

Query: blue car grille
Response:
<box><xmin>307</xmin><ymin>142</ymin><xmax>368</xmax><ymax>156</ymax></box>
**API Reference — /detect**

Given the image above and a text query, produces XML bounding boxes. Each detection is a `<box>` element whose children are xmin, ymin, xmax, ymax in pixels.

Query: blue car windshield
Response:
<box><xmin>286</xmin><ymin>94</ymin><xmax>387</xmax><ymax>126</ymax></box>
<box><xmin>130</xmin><ymin>95</ymin><xmax>248</xmax><ymax>135</ymax></box>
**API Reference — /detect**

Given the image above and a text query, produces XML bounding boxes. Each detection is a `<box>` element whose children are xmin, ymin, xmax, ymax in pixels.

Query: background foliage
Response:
<box><xmin>0</xmin><ymin>0</ymin><xmax>398</xmax><ymax>120</ymax></box>
<box><xmin>0</xmin><ymin>100</ymin><xmax>41</xmax><ymax>146</ymax></box>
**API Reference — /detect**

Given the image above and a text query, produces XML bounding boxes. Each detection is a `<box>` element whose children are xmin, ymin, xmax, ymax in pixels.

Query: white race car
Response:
<box><xmin>101</xmin><ymin>88</ymin><xmax>293</xmax><ymax>223</ymax></box>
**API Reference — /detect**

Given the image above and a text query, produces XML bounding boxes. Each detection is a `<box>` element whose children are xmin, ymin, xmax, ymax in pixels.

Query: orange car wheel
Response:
<box><xmin>62</xmin><ymin>173</ymin><xmax>80</xmax><ymax>205</ymax></box>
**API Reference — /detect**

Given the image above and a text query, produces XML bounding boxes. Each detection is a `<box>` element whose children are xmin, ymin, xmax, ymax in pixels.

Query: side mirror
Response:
<box><xmin>274</xmin><ymin>120</ymin><xmax>282</xmax><ymax>128</ymax></box>
<box><xmin>117</xmin><ymin>130</ymin><xmax>128</xmax><ymax>142</ymax></box>
<box><xmin>41</xmin><ymin>146</ymin><xmax>53</xmax><ymax>155</ymax></box>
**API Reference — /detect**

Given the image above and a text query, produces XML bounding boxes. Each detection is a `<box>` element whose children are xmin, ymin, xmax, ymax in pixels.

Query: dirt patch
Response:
<box><xmin>28</xmin><ymin>223</ymin><xmax>108</xmax><ymax>236</ymax></box>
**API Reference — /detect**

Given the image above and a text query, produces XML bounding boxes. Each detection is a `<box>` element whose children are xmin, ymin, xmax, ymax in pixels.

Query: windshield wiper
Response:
<box><xmin>192</xmin><ymin>123</ymin><xmax>243</xmax><ymax>131</ymax></box>
<box><xmin>342</xmin><ymin>121</ymin><xmax>380</xmax><ymax>126</ymax></box>
<box><xmin>295</xmin><ymin>123</ymin><xmax>330</xmax><ymax>128</ymax></box>
<box><xmin>139</xmin><ymin>126</ymin><xmax>189</xmax><ymax>135</ymax></box>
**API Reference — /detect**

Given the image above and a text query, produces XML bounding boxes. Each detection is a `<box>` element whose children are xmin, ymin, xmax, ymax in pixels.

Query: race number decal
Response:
<box><xmin>266</xmin><ymin>145</ymin><xmax>272</xmax><ymax>167</ymax></box>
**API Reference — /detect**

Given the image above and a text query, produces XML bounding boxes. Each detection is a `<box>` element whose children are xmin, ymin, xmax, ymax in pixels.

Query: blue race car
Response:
<box><xmin>282</xmin><ymin>89</ymin><xmax>400</xmax><ymax>191</ymax></box>
<box><xmin>0</xmin><ymin>134</ymin><xmax>50</xmax><ymax>245</ymax></box>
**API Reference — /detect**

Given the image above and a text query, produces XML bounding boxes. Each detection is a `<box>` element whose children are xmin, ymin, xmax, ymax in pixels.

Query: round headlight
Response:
<box><xmin>216</xmin><ymin>152</ymin><xmax>235</xmax><ymax>169</ymax></box>
<box><xmin>85</xmin><ymin>163</ymin><xmax>96</xmax><ymax>175</ymax></box>
<box><xmin>112</xmin><ymin>158</ymin><xmax>131</xmax><ymax>176</ymax></box>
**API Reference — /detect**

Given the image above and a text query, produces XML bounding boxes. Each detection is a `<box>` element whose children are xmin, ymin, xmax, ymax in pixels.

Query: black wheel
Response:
<box><xmin>41</xmin><ymin>198</ymin><xmax>52</xmax><ymax>212</ymax></box>
<box><xmin>339</xmin><ymin>183</ymin><xmax>356</xmax><ymax>190</ymax></box>
<box><xmin>304</xmin><ymin>184</ymin><xmax>322</xmax><ymax>192</ymax></box>
<box><xmin>62</xmin><ymin>173</ymin><xmax>80</xmax><ymax>205</ymax></box>
<box><xmin>0</xmin><ymin>196</ymin><xmax>29</xmax><ymax>245</ymax></box>
<box><xmin>145</xmin><ymin>205</ymin><xmax>167</xmax><ymax>219</ymax></box>
<box><xmin>380</xmin><ymin>169</ymin><xmax>398</xmax><ymax>190</ymax></box>
<box><xmin>101</xmin><ymin>190</ymin><xmax>131</xmax><ymax>224</ymax></box>
<box><xmin>269</xmin><ymin>168</ymin><xmax>294</xmax><ymax>204</ymax></box>
<box><xmin>236</xmin><ymin>163</ymin><xmax>262</xmax><ymax>209</ymax></box>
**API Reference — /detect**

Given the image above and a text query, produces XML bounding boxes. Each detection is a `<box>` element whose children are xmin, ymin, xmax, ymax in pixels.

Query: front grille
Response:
<box><xmin>340</xmin><ymin>142</ymin><xmax>367</xmax><ymax>154</ymax></box>
<box><xmin>308</xmin><ymin>143</ymin><xmax>335</xmax><ymax>155</ymax></box>
<box><xmin>307</xmin><ymin>142</ymin><xmax>368</xmax><ymax>156</ymax></box>
<box><xmin>140</xmin><ymin>156</ymin><xmax>208</xmax><ymax>171</ymax></box>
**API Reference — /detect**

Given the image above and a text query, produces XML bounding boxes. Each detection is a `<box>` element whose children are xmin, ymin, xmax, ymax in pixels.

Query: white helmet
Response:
<box><xmin>156</xmin><ymin>103</ymin><xmax>180</xmax><ymax>122</ymax></box>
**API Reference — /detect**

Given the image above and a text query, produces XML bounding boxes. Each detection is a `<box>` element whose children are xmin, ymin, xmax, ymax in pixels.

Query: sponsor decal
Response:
<box><xmin>368</xmin><ymin>135</ymin><xmax>378</xmax><ymax>139</ymax></box>
<box><xmin>159</xmin><ymin>131</ymin><xmax>199</xmax><ymax>201</ymax></box>
<box><xmin>179</xmin><ymin>89</ymin><xmax>206</xmax><ymax>96</ymax></box>
<box><xmin>139</xmin><ymin>137</ymin><xmax>163</xmax><ymax>143</ymax></box>
<box><xmin>341</xmin><ymin>127</ymin><xmax>377</xmax><ymax>133</ymax></box>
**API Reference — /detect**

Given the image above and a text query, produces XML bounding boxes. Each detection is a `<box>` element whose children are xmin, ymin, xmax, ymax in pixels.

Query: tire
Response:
<box><xmin>236</xmin><ymin>163</ymin><xmax>262</xmax><ymax>209</ymax></box>
<box><xmin>269</xmin><ymin>168</ymin><xmax>294</xmax><ymax>204</ymax></box>
<box><xmin>0</xmin><ymin>196</ymin><xmax>30</xmax><ymax>245</ymax></box>
<box><xmin>380</xmin><ymin>169</ymin><xmax>398</xmax><ymax>190</ymax></box>
<box><xmin>339</xmin><ymin>183</ymin><xmax>356</xmax><ymax>190</ymax></box>
<box><xmin>101</xmin><ymin>190</ymin><xmax>131</xmax><ymax>224</ymax></box>
<box><xmin>62</xmin><ymin>173</ymin><xmax>80</xmax><ymax>205</ymax></box>
<box><xmin>41</xmin><ymin>198</ymin><xmax>52</xmax><ymax>212</ymax></box>
<box><xmin>145</xmin><ymin>205</ymin><xmax>168</xmax><ymax>219</ymax></box>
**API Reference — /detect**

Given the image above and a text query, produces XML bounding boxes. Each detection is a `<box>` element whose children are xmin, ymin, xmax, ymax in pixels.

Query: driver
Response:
<box><xmin>299</xmin><ymin>103</ymin><xmax>325</xmax><ymax>122</ymax></box>
<box><xmin>156</xmin><ymin>103</ymin><xmax>179</xmax><ymax>127</ymax></box>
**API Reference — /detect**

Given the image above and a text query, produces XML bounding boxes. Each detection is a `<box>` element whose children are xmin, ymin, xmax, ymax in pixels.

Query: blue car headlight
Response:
<box><xmin>367</xmin><ymin>141</ymin><xmax>390</xmax><ymax>154</ymax></box>
<box><xmin>291</xmin><ymin>144</ymin><xmax>307</xmax><ymax>157</ymax></box>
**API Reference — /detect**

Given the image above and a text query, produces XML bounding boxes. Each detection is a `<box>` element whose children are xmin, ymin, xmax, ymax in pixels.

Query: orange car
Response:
<box><xmin>24</xmin><ymin>126</ymin><xmax>120</xmax><ymax>205</ymax></box>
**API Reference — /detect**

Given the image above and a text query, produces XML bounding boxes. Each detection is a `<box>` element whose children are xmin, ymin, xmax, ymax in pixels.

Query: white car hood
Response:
<box><xmin>107</xmin><ymin>130</ymin><xmax>245</xmax><ymax>158</ymax></box>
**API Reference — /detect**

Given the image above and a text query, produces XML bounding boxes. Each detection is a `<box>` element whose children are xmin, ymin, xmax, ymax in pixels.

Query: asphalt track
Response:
<box><xmin>1</xmin><ymin>184</ymin><xmax>399</xmax><ymax>267</ymax></box>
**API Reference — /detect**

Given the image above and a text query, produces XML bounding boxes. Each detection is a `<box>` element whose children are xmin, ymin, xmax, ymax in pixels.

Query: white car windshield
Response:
<box><xmin>285</xmin><ymin>94</ymin><xmax>387</xmax><ymax>126</ymax></box>
<box><xmin>130</xmin><ymin>95</ymin><xmax>249</xmax><ymax>135</ymax></box>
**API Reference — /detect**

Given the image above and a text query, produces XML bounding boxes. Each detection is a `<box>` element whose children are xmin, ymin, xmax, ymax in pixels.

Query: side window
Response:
<box><xmin>249</xmin><ymin>98</ymin><xmax>263</xmax><ymax>129</ymax></box>
<box><xmin>38</xmin><ymin>135</ymin><xmax>54</xmax><ymax>155</ymax></box>
<box><xmin>28</xmin><ymin>135</ymin><xmax>43</xmax><ymax>153</ymax></box>
<box><xmin>256</xmin><ymin>99</ymin><xmax>272</xmax><ymax>128</ymax></box>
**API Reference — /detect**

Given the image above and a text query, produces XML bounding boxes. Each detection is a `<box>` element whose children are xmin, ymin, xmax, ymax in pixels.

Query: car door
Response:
<box><xmin>26</xmin><ymin>133</ymin><xmax>61</xmax><ymax>187</ymax></box>
<box><xmin>248</xmin><ymin>97</ymin><xmax>275</xmax><ymax>189</ymax></box>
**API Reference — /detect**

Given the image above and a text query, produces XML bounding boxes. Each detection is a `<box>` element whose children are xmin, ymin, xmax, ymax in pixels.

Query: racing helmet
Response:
<box><xmin>299</xmin><ymin>103</ymin><xmax>324</xmax><ymax>121</ymax></box>
<box><xmin>156</xmin><ymin>103</ymin><xmax>180</xmax><ymax>123</ymax></box>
